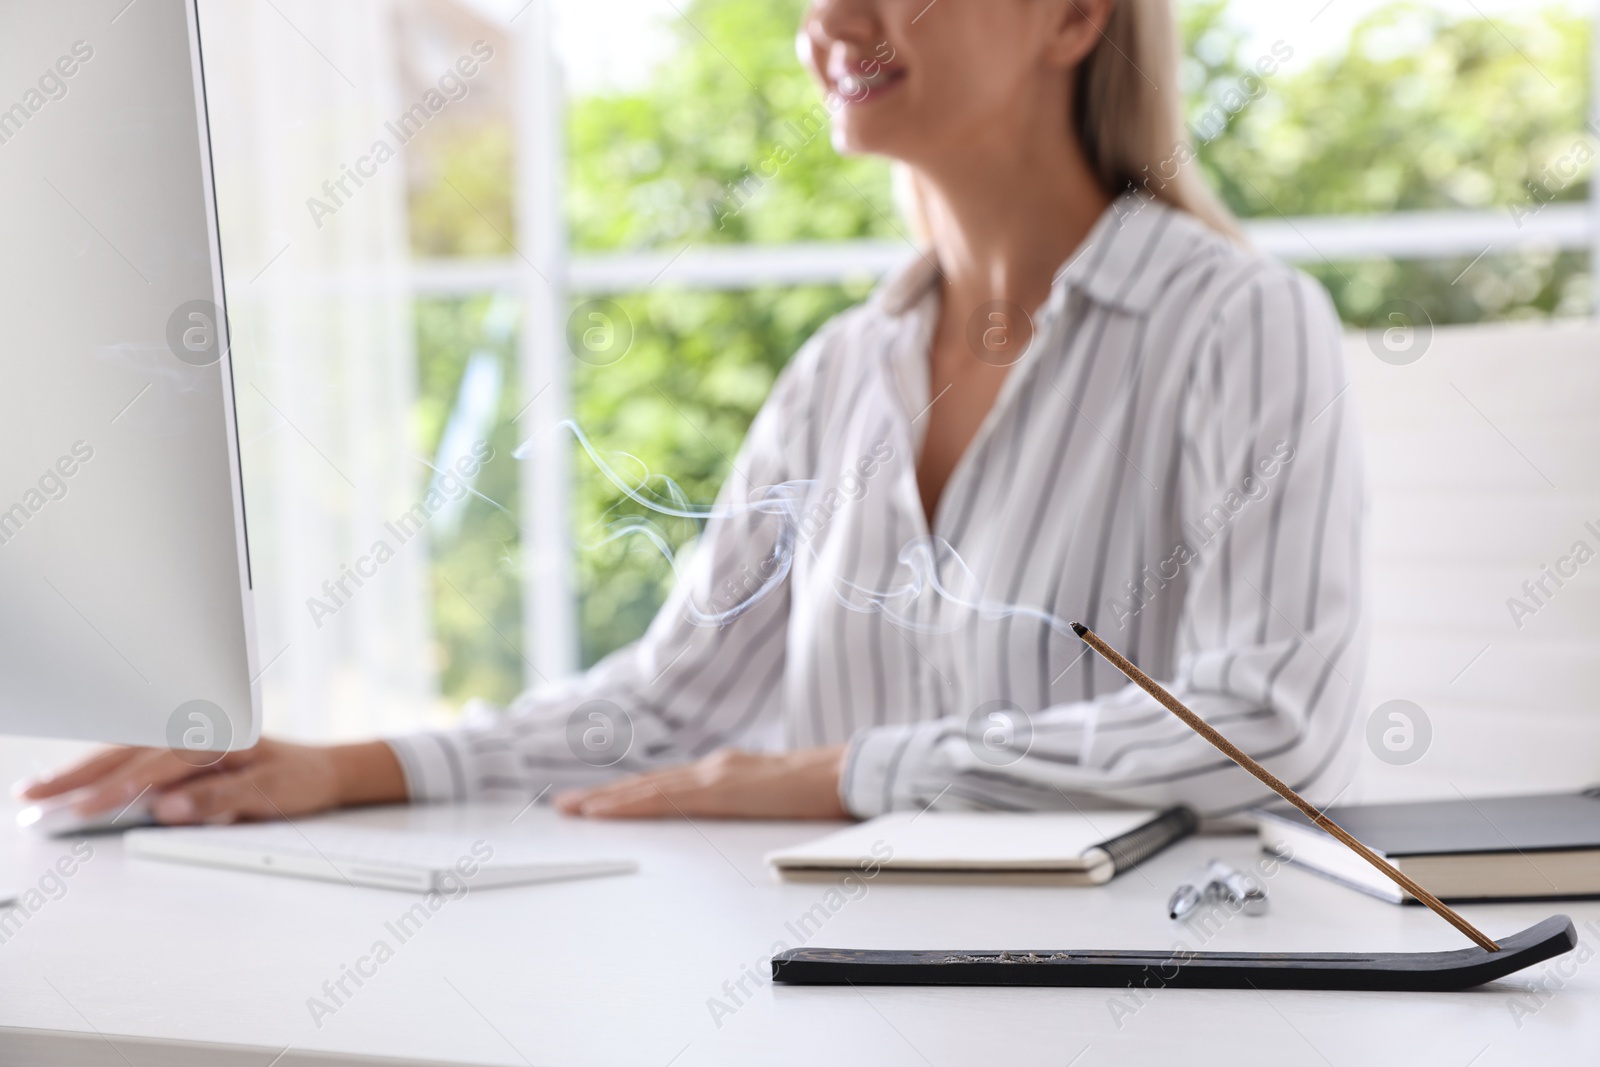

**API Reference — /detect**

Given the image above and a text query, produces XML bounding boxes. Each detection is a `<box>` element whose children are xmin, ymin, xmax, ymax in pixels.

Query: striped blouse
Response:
<box><xmin>387</xmin><ymin>191</ymin><xmax>1368</xmax><ymax>820</ymax></box>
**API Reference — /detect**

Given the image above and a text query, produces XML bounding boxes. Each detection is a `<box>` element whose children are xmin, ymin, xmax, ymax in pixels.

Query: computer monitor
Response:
<box><xmin>0</xmin><ymin>0</ymin><xmax>257</xmax><ymax>754</ymax></box>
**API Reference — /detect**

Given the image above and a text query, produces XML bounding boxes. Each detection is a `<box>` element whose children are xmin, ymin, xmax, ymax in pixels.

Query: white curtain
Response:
<box><xmin>200</xmin><ymin>0</ymin><xmax>440</xmax><ymax>740</ymax></box>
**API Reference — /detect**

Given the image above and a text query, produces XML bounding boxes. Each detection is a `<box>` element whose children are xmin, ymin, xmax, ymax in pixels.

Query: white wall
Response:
<box><xmin>1346</xmin><ymin>318</ymin><xmax>1600</xmax><ymax>802</ymax></box>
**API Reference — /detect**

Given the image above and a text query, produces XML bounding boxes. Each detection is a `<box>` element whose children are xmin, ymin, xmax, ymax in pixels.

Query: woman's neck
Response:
<box><xmin>913</xmin><ymin>123</ymin><xmax>1112</xmax><ymax>319</ymax></box>
<box><xmin>902</xmin><ymin>117</ymin><xmax>1114</xmax><ymax>524</ymax></box>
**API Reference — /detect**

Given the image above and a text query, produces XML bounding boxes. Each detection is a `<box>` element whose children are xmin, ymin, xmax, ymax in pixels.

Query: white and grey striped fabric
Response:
<box><xmin>387</xmin><ymin>191</ymin><xmax>1368</xmax><ymax>819</ymax></box>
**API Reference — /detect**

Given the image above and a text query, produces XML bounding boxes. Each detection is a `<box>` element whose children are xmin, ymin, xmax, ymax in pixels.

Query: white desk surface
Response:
<box><xmin>0</xmin><ymin>802</ymin><xmax>1593</xmax><ymax>1066</ymax></box>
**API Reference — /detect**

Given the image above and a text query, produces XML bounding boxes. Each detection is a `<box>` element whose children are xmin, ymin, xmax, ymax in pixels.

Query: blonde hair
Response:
<box><xmin>1076</xmin><ymin>0</ymin><xmax>1241</xmax><ymax>240</ymax></box>
<box><xmin>895</xmin><ymin>0</ymin><xmax>1242</xmax><ymax>244</ymax></box>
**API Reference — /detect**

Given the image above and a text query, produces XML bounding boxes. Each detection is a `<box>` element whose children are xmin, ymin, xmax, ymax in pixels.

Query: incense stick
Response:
<box><xmin>1070</xmin><ymin>622</ymin><xmax>1500</xmax><ymax>953</ymax></box>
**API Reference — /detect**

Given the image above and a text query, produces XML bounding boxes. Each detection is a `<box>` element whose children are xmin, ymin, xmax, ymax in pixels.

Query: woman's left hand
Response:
<box><xmin>554</xmin><ymin>744</ymin><xmax>849</xmax><ymax>819</ymax></box>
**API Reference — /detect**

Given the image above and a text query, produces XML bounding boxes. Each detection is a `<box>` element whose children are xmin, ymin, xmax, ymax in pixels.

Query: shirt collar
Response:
<box><xmin>871</xmin><ymin>190</ymin><xmax>1210</xmax><ymax>319</ymax></box>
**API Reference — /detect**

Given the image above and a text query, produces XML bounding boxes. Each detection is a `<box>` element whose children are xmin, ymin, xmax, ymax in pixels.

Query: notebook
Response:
<box><xmin>766</xmin><ymin>807</ymin><xmax>1196</xmax><ymax>885</ymax></box>
<box><xmin>1254</xmin><ymin>788</ymin><xmax>1600</xmax><ymax>903</ymax></box>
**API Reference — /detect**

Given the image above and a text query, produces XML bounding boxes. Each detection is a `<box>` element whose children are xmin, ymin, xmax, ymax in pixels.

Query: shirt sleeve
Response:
<box><xmin>385</xmin><ymin>333</ymin><xmax>832</xmax><ymax>803</ymax></box>
<box><xmin>839</xmin><ymin>267</ymin><xmax>1368</xmax><ymax>820</ymax></box>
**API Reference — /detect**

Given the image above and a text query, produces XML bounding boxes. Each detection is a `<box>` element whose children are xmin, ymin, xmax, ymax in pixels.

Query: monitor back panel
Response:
<box><xmin>0</xmin><ymin>0</ymin><xmax>256</xmax><ymax>749</ymax></box>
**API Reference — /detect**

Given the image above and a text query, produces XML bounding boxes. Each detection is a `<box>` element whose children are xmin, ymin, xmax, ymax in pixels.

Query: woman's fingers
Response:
<box><xmin>556</xmin><ymin>779</ymin><xmax>655</xmax><ymax>815</ymax></box>
<box><xmin>557</xmin><ymin>745</ymin><xmax>849</xmax><ymax>820</ymax></box>
<box><xmin>72</xmin><ymin>749</ymin><xmax>236</xmax><ymax>816</ymax></box>
<box><xmin>555</xmin><ymin>765</ymin><xmax>703</xmax><ymax>816</ymax></box>
<box><xmin>22</xmin><ymin>738</ymin><xmax>345</xmax><ymax>826</ymax></box>
<box><xmin>16</xmin><ymin>747</ymin><xmax>141</xmax><ymax>801</ymax></box>
<box><xmin>20</xmin><ymin>745</ymin><xmax>252</xmax><ymax>815</ymax></box>
<box><xmin>554</xmin><ymin>774</ymin><xmax>644</xmax><ymax>813</ymax></box>
<box><xmin>576</xmin><ymin>780</ymin><xmax>686</xmax><ymax>818</ymax></box>
<box><xmin>559</xmin><ymin>757</ymin><xmax>748</xmax><ymax>817</ymax></box>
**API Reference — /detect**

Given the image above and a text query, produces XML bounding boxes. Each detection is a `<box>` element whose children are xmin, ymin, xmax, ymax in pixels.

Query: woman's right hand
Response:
<box><xmin>15</xmin><ymin>739</ymin><xmax>408</xmax><ymax>825</ymax></box>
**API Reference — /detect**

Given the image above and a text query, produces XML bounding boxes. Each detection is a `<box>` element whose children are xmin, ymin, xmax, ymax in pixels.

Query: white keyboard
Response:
<box><xmin>125</xmin><ymin>823</ymin><xmax>636</xmax><ymax>892</ymax></box>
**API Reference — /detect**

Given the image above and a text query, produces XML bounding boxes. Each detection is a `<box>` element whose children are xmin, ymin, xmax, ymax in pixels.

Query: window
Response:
<box><xmin>210</xmin><ymin>0</ymin><xmax>1596</xmax><ymax>736</ymax></box>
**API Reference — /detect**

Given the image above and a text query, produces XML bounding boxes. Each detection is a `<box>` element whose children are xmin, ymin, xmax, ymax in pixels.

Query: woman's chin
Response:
<box><xmin>830</xmin><ymin>125</ymin><xmax>913</xmax><ymax>162</ymax></box>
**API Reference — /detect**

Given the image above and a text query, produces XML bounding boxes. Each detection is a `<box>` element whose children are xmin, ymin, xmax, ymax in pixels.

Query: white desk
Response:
<box><xmin>0</xmin><ymin>802</ymin><xmax>1594</xmax><ymax>1066</ymax></box>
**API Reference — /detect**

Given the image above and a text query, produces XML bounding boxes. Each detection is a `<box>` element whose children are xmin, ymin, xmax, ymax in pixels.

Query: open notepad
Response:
<box><xmin>767</xmin><ymin>807</ymin><xmax>1197</xmax><ymax>885</ymax></box>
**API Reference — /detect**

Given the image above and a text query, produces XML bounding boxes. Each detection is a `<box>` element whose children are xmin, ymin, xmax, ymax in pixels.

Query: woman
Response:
<box><xmin>23</xmin><ymin>0</ymin><xmax>1364</xmax><ymax>825</ymax></box>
